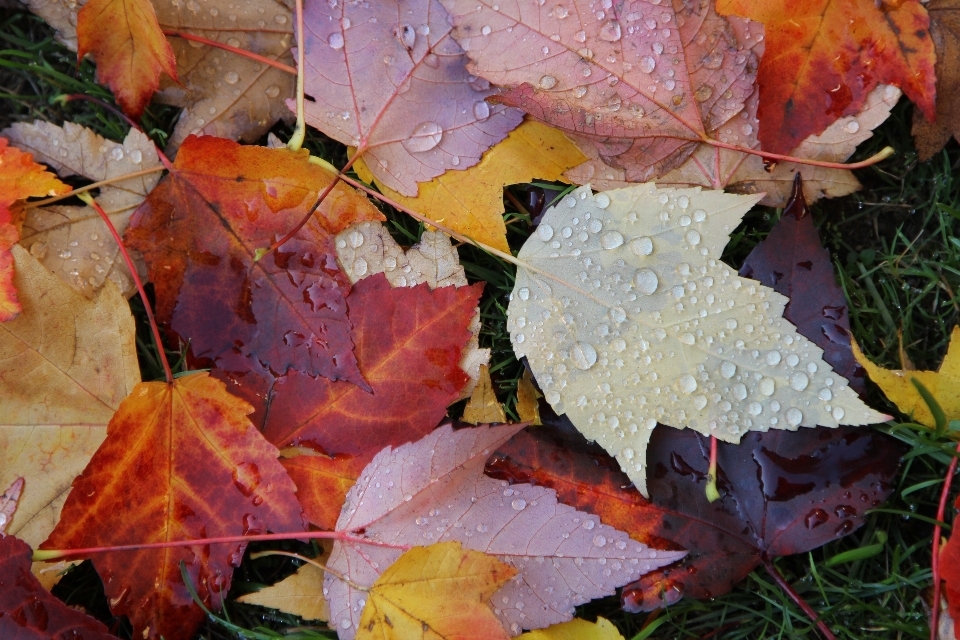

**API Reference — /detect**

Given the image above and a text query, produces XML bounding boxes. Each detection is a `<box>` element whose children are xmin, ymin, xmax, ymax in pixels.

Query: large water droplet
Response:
<box><xmin>328</xmin><ymin>32</ymin><xmax>345</xmax><ymax>50</ymax></box>
<box><xmin>402</xmin><ymin>121</ymin><xmax>443</xmax><ymax>153</ymax></box>
<box><xmin>759</xmin><ymin>378</ymin><xmax>775</xmax><ymax>396</ymax></box>
<box><xmin>719</xmin><ymin>361</ymin><xmax>736</xmax><ymax>379</ymax></box>
<box><xmin>539</xmin><ymin>75</ymin><xmax>558</xmax><ymax>89</ymax></box>
<box><xmin>765</xmin><ymin>351</ymin><xmax>781</xmax><ymax>366</ymax></box>
<box><xmin>786</xmin><ymin>408</ymin><xmax>803</xmax><ymax>426</ymax></box>
<box><xmin>537</xmin><ymin>223</ymin><xmax>554</xmax><ymax>241</ymax></box>
<box><xmin>600</xmin><ymin>231</ymin><xmax>624</xmax><ymax>249</ymax></box>
<box><xmin>789</xmin><ymin>372</ymin><xmax>809</xmax><ymax>391</ymax></box>
<box><xmin>595</xmin><ymin>192</ymin><xmax>611</xmax><ymax>208</ymax></box>
<box><xmin>511</xmin><ymin>498</ymin><xmax>527</xmax><ymax>510</ymax></box>
<box><xmin>634</xmin><ymin>268</ymin><xmax>658</xmax><ymax>294</ymax></box>
<box><xmin>640</xmin><ymin>56</ymin><xmax>656</xmax><ymax>73</ymax></box>
<box><xmin>473</xmin><ymin>101</ymin><xmax>490</xmax><ymax>121</ymax></box>
<box><xmin>599</xmin><ymin>20</ymin><xmax>622</xmax><ymax>41</ymax></box>
<box><xmin>832</xmin><ymin>407</ymin><xmax>845</xmax><ymax>421</ymax></box>
<box><xmin>685</xmin><ymin>229</ymin><xmax>701</xmax><ymax>245</ymax></box>
<box><xmin>571</xmin><ymin>342</ymin><xmax>598</xmax><ymax>370</ymax></box>
<box><xmin>678</xmin><ymin>374</ymin><xmax>698</xmax><ymax>394</ymax></box>
<box><xmin>630</xmin><ymin>236</ymin><xmax>654</xmax><ymax>256</ymax></box>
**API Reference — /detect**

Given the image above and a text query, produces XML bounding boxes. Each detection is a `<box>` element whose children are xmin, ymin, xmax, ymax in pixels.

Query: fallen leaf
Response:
<box><xmin>739</xmin><ymin>174</ymin><xmax>866</xmax><ymax>393</ymax></box>
<box><xmin>507</xmin><ymin>185</ymin><xmax>886</xmax><ymax>496</ymax></box>
<box><xmin>567</xmin><ymin>84</ymin><xmax>902</xmax><ymax>208</ymax></box>
<box><xmin>352</xmin><ymin>119</ymin><xmax>586</xmax><ymax>252</ymax></box>
<box><xmin>1</xmin><ymin>246</ymin><xmax>138</xmax><ymax>550</ymax></box>
<box><xmin>76</xmin><ymin>0</ymin><xmax>177</xmax><ymax>118</ymax></box>
<box><xmin>854</xmin><ymin>326</ymin><xmax>960</xmax><ymax>427</ymax></box>
<box><xmin>20</xmin><ymin>0</ymin><xmax>80</xmax><ymax>50</ymax></box>
<box><xmin>441</xmin><ymin>0</ymin><xmax>763</xmax><ymax>183</ymax></box>
<box><xmin>0</xmin><ymin>138</ymin><xmax>69</xmax><ymax>321</ymax></box>
<box><xmin>126</xmin><ymin>134</ymin><xmax>382</xmax><ymax>383</ymax></box>
<box><xmin>462</xmin><ymin>365</ymin><xmax>507</xmax><ymax>424</ymax></box>
<box><xmin>355</xmin><ymin>542</ymin><xmax>515</xmax><ymax>640</ymax></box>
<box><xmin>518</xmin><ymin>617</ymin><xmax>624</xmax><ymax>640</ymax></box>
<box><xmin>3</xmin><ymin>120</ymin><xmax>162</xmax><ymax>298</ymax></box>
<box><xmin>516</xmin><ymin>368</ymin><xmax>542</xmax><ymax>426</ymax></box>
<box><xmin>946</xmin><ymin>526</ymin><xmax>960</xmax><ymax>621</ymax></box>
<box><xmin>485</xmin><ymin>410</ymin><xmax>901</xmax><ymax>610</ymax></box>
<box><xmin>299</xmin><ymin>0</ymin><xmax>523</xmax><ymax>195</ymax></box>
<box><xmin>1</xmin><ymin>535</ymin><xmax>120</xmax><ymax>640</ymax></box>
<box><xmin>715</xmin><ymin>0</ymin><xmax>936</xmax><ymax>154</ymax></box>
<box><xmin>236</xmin><ymin>540</ymin><xmax>333</xmax><ymax>621</ymax></box>
<box><xmin>224</xmin><ymin>273</ymin><xmax>482</xmax><ymax>529</ymax></box>
<box><xmin>42</xmin><ymin>372</ymin><xmax>306</xmax><ymax>640</ymax></box>
<box><xmin>912</xmin><ymin>1</ymin><xmax>960</xmax><ymax>160</ymax></box>
<box><xmin>325</xmin><ymin>424</ymin><xmax>685</xmax><ymax>637</ymax></box>
<box><xmin>0</xmin><ymin>478</ymin><xmax>23</xmax><ymax>535</ymax></box>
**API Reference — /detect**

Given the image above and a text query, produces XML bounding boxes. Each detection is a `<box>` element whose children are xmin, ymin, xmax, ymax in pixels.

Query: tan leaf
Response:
<box><xmin>0</xmin><ymin>245</ymin><xmax>139</xmax><ymax>549</ymax></box>
<box><xmin>3</xmin><ymin>121</ymin><xmax>162</xmax><ymax>298</ymax></box>
<box><xmin>462</xmin><ymin>364</ymin><xmax>507</xmax><ymax>424</ymax></box>
<box><xmin>236</xmin><ymin>541</ymin><xmax>333</xmax><ymax>622</ymax></box>
<box><xmin>519</xmin><ymin>617</ymin><xmax>625</xmax><ymax>640</ymax></box>
<box><xmin>912</xmin><ymin>0</ymin><xmax>960</xmax><ymax>160</ymax></box>
<box><xmin>516</xmin><ymin>368</ymin><xmax>542</xmax><ymax>426</ymax></box>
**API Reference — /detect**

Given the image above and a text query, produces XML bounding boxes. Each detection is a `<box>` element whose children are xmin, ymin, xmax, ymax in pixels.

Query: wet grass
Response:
<box><xmin>2</xmin><ymin>7</ymin><xmax>959</xmax><ymax>640</ymax></box>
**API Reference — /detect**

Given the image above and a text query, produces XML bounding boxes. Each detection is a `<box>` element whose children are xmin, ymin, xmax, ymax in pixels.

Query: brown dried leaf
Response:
<box><xmin>912</xmin><ymin>0</ymin><xmax>960</xmax><ymax>160</ymax></box>
<box><xmin>462</xmin><ymin>364</ymin><xmax>507</xmax><ymax>424</ymax></box>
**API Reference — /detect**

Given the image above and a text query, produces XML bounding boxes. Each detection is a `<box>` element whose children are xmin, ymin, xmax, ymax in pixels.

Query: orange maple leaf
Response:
<box><xmin>0</xmin><ymin>137</ymin><xmax>68</xmax><ymax>321</ymax></box>
<box><xmin>716</xmin><ymin>0</ymin><xmax>937</xmax><ymax>154</ymax></box>
<box><xmin>42</xmin><ymin>373</ymin><xmax>306</xmax><ymax>640</ymax></box>
<box><xmin>77</xmin><ymin>0</ymin><xmax>179</xmax><ymax>119</ymax></box>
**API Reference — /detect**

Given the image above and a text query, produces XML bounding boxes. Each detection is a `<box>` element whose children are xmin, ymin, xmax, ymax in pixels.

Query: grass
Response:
<box><xmin>2</xmin><ymin>7</ymin><xmax>959</xmax><ymax>639</ymax></box>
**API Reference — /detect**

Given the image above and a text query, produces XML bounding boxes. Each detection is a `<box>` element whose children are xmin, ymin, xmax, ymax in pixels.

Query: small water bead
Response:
<box><xmin>844</xmin><ymin>120</ymin><xmax>860</xmax><ymax>134</ymax></box>
<box><xmin>600</xmin><ymin>231</ymin><xmax>623</xmax><ymax>249</ymax></box>
<box><xmin>537</xmin><ymin>224</ymin><xmax>554</xmax><ymax>241</ymax></box>
<box><xmin>224</xmin><ymin>71</ymin><xmax>239</xmax><ymax>84</ymax></box>
<box><xmin>725</xmin><ymin>318</ymin><xmax>738</xmax><ymax>330</ymax></box>
<box><xmin>832</xmin><ymin>407</ymin><xmax>845</xmax><ymax>421</ymax></box>
<box><xmin>264</xmin><ymin>85</ymin><xmax>281</xmax><ymax>98</ymax></box>
<box><xmin>546</xmin><ymin>390</ymin><xmax>561</xmax><ymax>405</ymax></box>
<box><xmin>573</xmin><ymin>85</ymin><xmax>588</xmax><ymax>98</ymax></box>
<box><xmin>588</xmin><ymin>219</ymin><xmax>603</xmax><ymax>233</ymax></box>
<box><xmin>818</xmin><ymin>388</ymin><xmax>833</xmax><ymax>401</ymax></box>
<box><xmin>403</xmin><ymin>121</ymin><xmax>443</xmax><ymax>153</ymax></box>
<box><xmin>571</xmin><ymin>342</ymin><xmax>598</xmax><ymax>370</ymax></box>
<box><xmin>785</xmin><ymin>408</ymin><xmax>803</xmax><ymax>426</ymax></box>
<box><xmin>693</xmin><ymin>209</ymin><xmax>707</xmax><ymax>222</ymax></box>
<box><xmin>640</xmin><ymin>56</ymin><xmax>656</xmax><ymax>73</ymax></box>
<box><xmin>481</xmin><ymin>24</ymin><xmax>492</xmax><ymax>35</ymax></box>
<box><xmin>759</xmin><ymin>378</ymin><xmax>775</xmax><ymax>396</ymax></box>
<box><xmin>593</xmin><ymin>534</ymin><xmax>607</xmax><ymax>547</ymax></box>
<box><xmin>328</xmin><ymin>32</ymin><xmax>345</xmax><ymax>49</ymax></box>
<box><xmin>611</xmin><ymin>338</ymin><xmax>626</xmax><ymax>352</ymax></box>
<box><xmin>30</xmin><ymin>242</ymin><xmax>47</xmax><ymax>258</ymax></box>
<box><xmin>473</xmin><ymin>101</ymin><xmax>490</xmax><ymax>121</ymax></box>
<box><xmin>595</xmin><ymin>192</ymin><xmax>611</xmax><ymax>209</ymax></box>
<box><xmin>340</xmin><ymin>619</ymin><xmax>352</xmax><ymax>629</ymax></box>
<box><xmin>539</xmin><ymin>75</ymin><xmax>558</xmax><ymax>89</ymax></box>
<box><xmin>512</xmin><ymin>498</ymin><xmax>527</xmax><ymax>510</ymax></box>
<box><xmin>789</xmin><ymin>372</ymin><xmax>809</xmax><ymax>391</ymax></box>
<box><xmin>685</xmin><ymin>229</ymin><xmax>701</xmax><ymax>245</ymax></box>
<box><xmin>599</xmin><ymin>20</ymin><xmax>622</xmax><ymax>41</ymax></box>
<box><xmin>678</xmin><ymin>374</ymin><xmax>698</xmax><ymax>394</ymax></box>
<box><xmin>765</xmin><ymin>351</ymin><xmax>781</xmax><ymax>366</ymax></box>
<box><xmin>679</xmin><ymin>215</ymin><xmax>691</xmax><ymax>226</ymax></box>
<box><xmin>630</xmin><ymin>236</ymin><xmax>654</xmax><ymax>256</ymax></box>
<box><xmin>720</xmin><ymin>361</ymin><xmax>736</xmax><ymax>379</ymax></box>
<box><xmin>554</xmin><ymin>4</ymin><xmax>569</xmax><ymax>18</ymax></box>
<box><xmin>517</xmin><ymin>287</ymin><xmax>530</xmax><ymax>300</ymax></box>
<box><xmin>129</xmin><ymin>149</ymin><xmax>143</xmax><ymax>163</ymax></box>
<box><xmin>561</xmin><ymin>226</ymin><xmax>573</xmax><ymax>239</ymax></box>
<box><xmin>747</xmin><ymin>402</ymin><xmax>763</xmax><ymax>416</ymax></box>
<box><xmin>732</xmin><ymin>383</ymin><xmax>747</xmax><ymax>400</ymax></box>
<box><xmin>634</xmin><ymin>268</ymin><xmax>658</xmax><ymax>294</ymax></box>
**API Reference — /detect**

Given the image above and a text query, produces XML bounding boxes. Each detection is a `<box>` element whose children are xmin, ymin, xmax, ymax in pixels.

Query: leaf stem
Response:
<box><xmin>930</xmin><ymin>440</ymin><xmax>960</xmax><ymax>640</ymax></box>
<box><xmin>77</xmin><ymin>192</ymin><xmax>172</xmax><ymax>384</ymax></box>
<box><xmin>762</xmin><ymin>558</ymin><xmax>836</xmax><ymax>640</ymax></box>
<box><xmin>705</xmin><ymin>435</ymin><xmax>720</xmax><ymax>503</ymax></box>
<box><xmin>162</xmin><ymin>31</ymin><xmax>297</xmax><ymax>75</ymax></box>
<box><xmin>249</xmin><ymin>550</ymin><xmax>368</xmax><ymax>591</ymax></box>
<box><xmin>700</xmin><ymin>137</ymin><xmax>895</xmax><ymax>171</ymax></box>
<box><xmin>24</xmin><ymin>167</ymin><xmax>168</xmax><ymax>208</ymax></box>
<box><xmin>286</xmin><ymin>0</ymin><xmax>306</xmax><ymax>152</ymax></box>
<box><xmin>33</xmin><ymin>530</ymin><xmax>411</xmax><ymax>562</ymax></box>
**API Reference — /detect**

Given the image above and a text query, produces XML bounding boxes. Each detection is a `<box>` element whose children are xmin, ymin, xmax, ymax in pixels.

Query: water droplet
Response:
<box><xmin>512</xmin><ymin>498</ymin><xmax>527</xmax><ymax>510</ymax></box>
<box><xmin>595</xmin><ymin>192</ymin><xmax>611</xmax><ymax>209</ymax></box>
<box><xmin>539</xmin><ymin>75</ymin><xmax>558</xmax><ymax>89</ymax></box>
<box><xmin>402</xmin><ymin>121</ymin><xmax>443</xmax><ymax>153</ymax></box>
<box><xmin>678</xmin><ymin>374</ymin><xmax>697</xmax><ymax>394</ymax></box>
<box><xmin>630</xmin><ymin>236</ymin><xmax>654</xmax><ymax>256</ymax></box>
<box><xmin>832</xmin><ymin>407</ymin><xmax>845</xmax><ymax>421</ymax></box>
<box><xmin>786</xmin><ymin>408</ymin><xmax>803</xmax><ymax>426</ymax></box>
<box><xmin>265</xmin><ymin>85</ymin><xmax>281</xmax><ymax>98</ymax></box>
<box><xmin>789</xmin><ymin>372</ymin><xmax>809</xmax><ymax>391</ymax></box>
<box><xmin>600</xmin><ymin>231</ymin><xmax>623</xmax><ymax>249</ymax></box>
<box><xmin>786</xmin><ymin>353</ymin><xmax>800</xmax><ymax>367</ymax></box>
<box><xmin>328</xmin><ymin>32</ymin><xmax>345</xmax><ymax>50</ymax></box>
<box><xmin>129</xmin><ymin>149</ymin><xmax>142</xmax><ymax>163</ymax></box>
<box><xmin>395</xmin><ymin>23</ymin><xmax>416</xmax><ymax>49</ymax></box>
<box><xmin>537</xmin><ymin>224</ymin><xmax>554</xmax><ymax>241</ymax></box>
<box><xmin>340</xmin><ymin>619</ymin><xmax>352</xmax><ymax>629</ymax></box>
<box><xmin>640</xmin><ymin>56</ymin><xmax>656</xmax><ymax>73</ymax></box>
<box><xmin>634</xmin><ymin>268</ymin><xmax>658</xmax><ymax>294</ymax></box>
<box><xmin>545</xmin><ymin>390</ymin><xmax>561</xmax><ymax>405</ymax></box>
<box><xmin>571</xmin><ymin>342</ymin><xmax>598</xmax><ymax>370</ymax></box>
<box><xmin>30</xmin><ymin>242</ymin><xmax>47</xmax><ymax>258</ymax></box>
<box><xmin>818</xmin><ymin>388</ymin><xmax>833</xmax><ymax>401</ymax></box>
<box><xmin>275</xmin><ymin>14</ymin><xmax>287</xmax><ymax>24</ymax></box>
<box><xmin>844</xmin><ymin>120</ymin><xmax>860</xmax><ymax>134</ymax></box>
<box><xmin>747</xmin><ymin>402</ymin><xmax>762</xmax><ymax>416</ymax></box>
<box><xmin>554</xmin><ymin>4</ymin><xmax>569</xmax><ymax>18</ymax></box>
<box><xmin>685</xmin><ymin>229</ymin><xmax>701</xmax><ymax>245</ymax></box>
<box><xmin>693</xmin><ymin>209</ymin><xmax>707</xmax><ymax>222</ymax></box>
<box><xmin>720</xmin><ymin>361</ymin><xmax>736</xmax><ymax>379</ymax></box>
<box><xmin>765</xmin><ymin>351</ymin><xmax>781</xmax><ymax>365</ymax></box>
<box><xmin>593</xmin><ymin>533</ymin><xmax>607</xmax><ymax>547</ymax></box>
<box><xmin>224</xmin><ymin>71</ymin><xmax>239</xmax><ymax>84</ymax></box>
<box><xmin>805</xmin><ymin>508</ymin><xmax>829</xmax><ymax>529</ymax></box>
<box><xmin>694</xmin><ymin>84</ymin><xmax>714</xmax><ymax>102</ymax></box>
<box><xmin>599</xmin><ymin>20</ymin><xmax>621</xmax><ymax>41</ymax></box>
<box><xmin>517</xmin><ymin>287</ymin><xmax>530</xmax><ymax>300</ymax></box>
<box><xmin>759</xmin><ymin>378</ymin><xmax>775</xmax><ymax>396</ymax></box>
<box><xmin>732</xmin><ymin>383</ymin><xmax>747</xmax><ymax>400</ymax></box>
<box><xmin>473</xmin><ymin>101</ymin><xmax>490</xmax><ymax>121</ymax></box>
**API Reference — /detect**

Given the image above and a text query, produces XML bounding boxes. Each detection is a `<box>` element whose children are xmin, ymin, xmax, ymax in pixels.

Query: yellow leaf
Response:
<box><xmin>519</xmin><ymin>617</ymin><xmax>625</xmax><ymax>640</ymax></box>
<box><xmin>516</xmin><ymin>368</ymin><xmax>542</xmax><ymax>426</ymax></box>
<box><xmin>853</xmin><ymin>327</ymin><xmax>960</xmax><ymax>428</ymax></box>
<box><xmin>356</xmin><ymin>541</ymin><xmax>516</xmax><ymax>640</ymax></box>
<box><xmin>462</xmin><ymin>364</ymin><xmax>507</xmax><ymax>424</ymax></box>
<box><xmin>353</xmin><ymin>119</ymin><xmax>586</xmax><ymax>253</ymax></box>
<box><xmin>236</xmin><ymin>541</ymin><xmax>333</xmax><ymax>621</ymax></box>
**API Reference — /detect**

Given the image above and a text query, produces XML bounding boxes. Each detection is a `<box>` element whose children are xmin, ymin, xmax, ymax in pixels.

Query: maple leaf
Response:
<box><xmin>0</xmin><ymin>138</ymin><xmax>69</xmax><ymax>322</ymax></box>
<box><xmin>355</xmin><ymin>541</ymin><xmax>516</xmax><ymax>640</ymax></box>
<box><xmin>516</xmin><ymin>368</ymin><xmax>543</xmax><ymax>426</ymax></box>
<box><xmin>299</xmin><ymin>0</ymin><xmax>523</xmax><ymax>195</ymax></box>
<box><xmin>1</xmin><ymin>535</ymin><xmax>121</xmax><ymax>640</ymax></box>
<box><xmin>486</xmin><ymin>412</ymin><xmax>901</xmax><ymax>611</ymax></box>
<box><xmin>462</xmin><ymin>364</ymin><xmax>508</xmax><ymax>424</ymax></box>
<box><xmin>854</xmin><ymin>326</ymin><xmax>960</xmax><ymax>428</ymax></box>
<box><xmin>236</xmin><ymin>540</ymin><xmax>333</xmax><ymax>621</ymax></box>
<box><xmin>738</xmin><ymin>175</ymin><xmax>866</xmax><ymax>393</ymax></box>
<box><xmin>441</xmin><ymin>0</ymin><xmax>763</xmax><ymax>183</ymax></box>
<box><xmin>222</xmin><ymin>273</ymin><xmax>482</xmax><ymax>529</ymax></box>
<box><xmin>518</xmin><ymin>617</ymin><xmax>624</xmax><ymax>640</ymax></box>
<box><xmin>568</xmin><ymin>84</ymin><xmax>902</xmax><ymax>208</ymax></box>
<box><xmin>76</xmin><ymin>0</ymin><xmax>177</xmax><ymax>118</ymax></box>
<box><xmin>1</xmin><ymin>246</ymin><xmax>138</xmax><ymax>551</ymax></box>
<box><xmin>126</xmin><ymin>134</ymin><xmax>382</xmax><ymax>383</ymax></box>
<box><xmin>324</xmin><ymin>424</ymin><xmax>685</xmax><ymax>637</ymax></box>
<box><xmin>3</xmin><ymin>120</ymin><xmax>162</xmax><ymax>298</ymax></box>
<box><xmin>912</xmin><ymin>1</ymin><xmax>960</xmax><ymax>160</ymax></box>
<box><xmin>42</xmin><ymin>372</ymin><xmax>305</xmax><ymax>640</ymax></box>
<box><xmin>353</xmin><ymin>119</ymin><xmax>586</xmax><ymax>252</ymax></box>
<box><xmin>506</xmin><ymin>184</ymin><xmax>887</xmax><ymax>496</ymax></box>
<box><xmin>715</xmin><ymin>0</ymin><xmax>936</xmax><ymax>155</ymax></box>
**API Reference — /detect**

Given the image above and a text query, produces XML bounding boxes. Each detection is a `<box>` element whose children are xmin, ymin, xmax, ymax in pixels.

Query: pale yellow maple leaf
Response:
<box><xmin>353</xmin><ymin>119</ymin><xmax>586</xmax><ymax>253</ymax></box>
<box><xmin>236</xmin><ymin>540</ymin><xmax>333</xmax><ymax>621</ymax></box>
<box><xmin>507</xmin><ymin>185</ymin><xmax>887</xmax><ymax>496</ymax></box>
<box><xmin>519</xmin><ymin>617</ymin><xmax>625</xmax><ymax>640</ymax></box>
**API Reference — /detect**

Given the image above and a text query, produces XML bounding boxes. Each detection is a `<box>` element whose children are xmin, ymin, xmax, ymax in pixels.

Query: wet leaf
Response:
<box><xmin>739</xmin><ymin>175</ymin><xmax>866</xmax><ymax>393</ymax></box>
<box><xmin>1</xmin><ymin>247</ymin><xmax>138</xmax><ymax>550</ymax></box>
<box><xmin>516</xmin><ymin>368</ymin><xmax>543</xmax><ymax>426</ymax></box>
<box><xmin>912</xmin><ymin>1</ymin><xmax>960</xmax><ymax>160</ymax></box>
<box><xmin>223</xmin><ymin>273</ymin><xmax>482</xmax><ymax>529</ymax></box>
<box><xmin>441</xmin><ymin>0</ymin><xmax>763</xmax><ymax>183</ymax></box>
<box><xmin>353</xmin><ymin>119</ymin><xmax>586</xmax><ymax>252</ymax></box>
<box><xmin>716</xmin><ymin>0</ymin><xmax>936</xmax><ymax>154</ymax></box>
<box><xmin>518</xmin><ymin>617</ymin><xmax>624</xmax><ymax>640</ymax></box>
<box><xmin>42</xmin><ymin>372</ymin><xmax>305</xmax><ymax>640</ymax></box>
<box><xmin>4</xmin><ymin>120</ymin><xmax>162</xmax><ymax>298</ymax></box>
<box><xmin>76</xmin><ymin>0</ymin><xmax>177</xmax><ymax>118</ymax></box>
<box><xmin>126</xmin><ymin>135</ymin><xmax>382</xmax><ymax>384</ymax></box>
<box><xmin>945</xmin><ymin>499</ymin><xmax>960</xmax><ymax>621</ymax></box>
<box><xmin>485</xmin><ymin>411</ymin><xmax>901</xmax><ymax>610</ymax></box>
<box><xmin>1</xmin><ymin>535</ymin><xmax>120</xmax><ymax>640</ymax></box>
<box><xmin>0</xmin><ymin>138</ymin><xmax>69</xmax><ymax>322</ymax></box>
<box><xmin>300</xmin><ymin>0</ymin><xmax>523</xmax><ymax>195</ymax></box>
<box><xmin>236</xmin><ymin>540</ymin><xmax>332</xmax><ymax>621</ymax></box>
<box><xmin>507</xmin><ymin>184</ymin><xmax>886</xmax><ymax>496</ymax></box>
<box><xmin>462</xmin><ymin>365</ymin><xmax>507</xmax><ymax>425</ymax></box>
<box><xmin>854</xmin><ymin>326</ymin><xmax>960</xmax><ymax>428</ymax></box>
<box><xmin>355</xmin><ymin>542</ymin><xmax>515</xmax><ymax>640</ymax></box>
<box><xmin>325</xmin><ymin>424</ymin><xmax>685</xmax><ymax>637</ymax></box>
